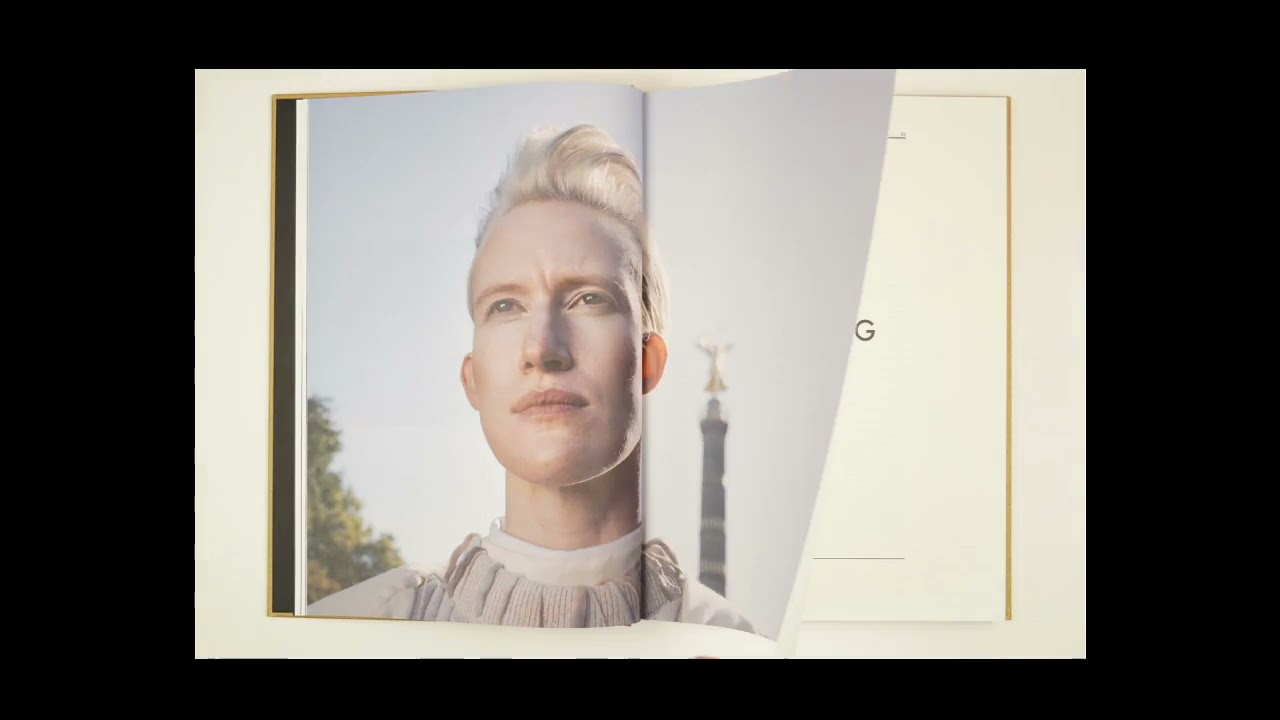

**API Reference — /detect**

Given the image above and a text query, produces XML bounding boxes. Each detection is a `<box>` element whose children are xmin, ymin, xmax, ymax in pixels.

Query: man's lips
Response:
<box><xmin>511</xmin><ymin>388</ymin><xmax>590</xmax><ymax>415</ymax></box>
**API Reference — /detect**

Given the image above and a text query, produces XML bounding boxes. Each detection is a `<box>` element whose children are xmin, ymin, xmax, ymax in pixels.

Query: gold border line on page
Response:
<box><xmin>1005</xmin><ymin>95</ymin><xmax>1013</xmax><ymax>622</ymax></box>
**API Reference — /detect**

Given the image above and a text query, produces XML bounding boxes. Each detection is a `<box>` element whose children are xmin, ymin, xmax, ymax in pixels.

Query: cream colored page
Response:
<box><xmin>803</xmin><ymin>95</ymin><xmax>1009</xmax><ymax>622</ymax></box>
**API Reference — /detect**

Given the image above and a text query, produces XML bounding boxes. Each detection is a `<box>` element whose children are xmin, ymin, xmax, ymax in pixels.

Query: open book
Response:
<box><xmin>267</xmin><ymin>70</ymin><xmax>1012</xmax><ymax>654</ymax></box>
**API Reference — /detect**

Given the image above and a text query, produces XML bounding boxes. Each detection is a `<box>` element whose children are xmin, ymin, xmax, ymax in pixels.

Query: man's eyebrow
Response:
<box><xmin>557</xmin><ymin>274</ymin><xmax>626</xmax><ymax>291</ymax></box>
<box><xmin>472</xmin><ymin>282</ymin><xmax>527</xmax><ymax>310</ymax></box>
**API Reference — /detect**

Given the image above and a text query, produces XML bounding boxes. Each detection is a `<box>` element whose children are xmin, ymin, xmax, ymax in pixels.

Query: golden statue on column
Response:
<box><xmin>699</xmin><ymin>337</ymin><xmax>732</xmax><ymax>396</ymax></box>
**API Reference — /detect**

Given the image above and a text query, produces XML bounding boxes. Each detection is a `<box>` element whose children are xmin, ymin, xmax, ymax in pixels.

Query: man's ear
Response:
<box><xmin>642</xmin><ymin>332</ymin><xmax>668</xmax><ymax>395</ymax></box>
<box><xmin>461</xmin><ymin>353</ymin><xmax>478</xmax><ymax>410</ymax></box>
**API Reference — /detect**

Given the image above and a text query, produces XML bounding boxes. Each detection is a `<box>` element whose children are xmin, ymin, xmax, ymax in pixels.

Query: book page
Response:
<box><xmin>640</xmin><ymin>69</ymin><xmax>896</xmax><ymax>641</ymax></box>
<box><xmin>268</xmin><ymin>82</ymin><xmax>666</xmax><ymax>626</ymax></box>
<box><xmin>802</xmin><ymin>95</ymin><xmax>1010</xmax><ymax>622</ymax></box>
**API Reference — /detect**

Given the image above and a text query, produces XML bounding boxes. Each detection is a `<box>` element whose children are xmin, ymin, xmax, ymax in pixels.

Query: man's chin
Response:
<box><xmin>504</xmin><ymin>451</ymin><xmax>616</xmax><ymax>488</ymax></box>
<box><xmin>520</xmin><ymin>464</ymin><xmax>593</xmax><ymax>488</ymax></box>
<box><xmin>520</xmin><ymin>474</ymin><xmax>591</xmax><ymax>489</ymax></box>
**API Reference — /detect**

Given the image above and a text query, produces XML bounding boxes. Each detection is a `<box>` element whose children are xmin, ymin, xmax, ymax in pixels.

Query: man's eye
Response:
<box><xmin>491</xmin><ymin>299</ymin><xmax>517</xmax><ymax>314</ymax></box>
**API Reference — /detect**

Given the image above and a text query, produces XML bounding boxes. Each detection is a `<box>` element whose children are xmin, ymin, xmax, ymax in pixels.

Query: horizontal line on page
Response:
<box><xmin>813</xmin><ymin>557</ymin><xmax>906</xmax><ymax>560</ymax></box>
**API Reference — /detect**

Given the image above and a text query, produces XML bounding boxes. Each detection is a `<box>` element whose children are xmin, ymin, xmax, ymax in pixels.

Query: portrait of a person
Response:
<box><xmin>306</xmin><ymin>124</ymin><xmax>757</xmax><ymax>634</ymax></box>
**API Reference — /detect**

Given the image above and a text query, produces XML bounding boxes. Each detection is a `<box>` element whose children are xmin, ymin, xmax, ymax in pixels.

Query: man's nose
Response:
<box><xmin>522</xmin><ymin>312</ymin><xmax>574</xmax><ymax>373</ymax></box>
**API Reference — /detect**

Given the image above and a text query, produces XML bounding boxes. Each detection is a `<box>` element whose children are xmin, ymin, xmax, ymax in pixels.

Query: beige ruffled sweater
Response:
<box><xmin>409</xmin><ymin>529</ymin><xmax>685</xmax><ymax>626</ymax></box>
<box><xmin>306</xmin><ymin>518</ymin><xmax>758</xmax><ymax>634</ymax></box>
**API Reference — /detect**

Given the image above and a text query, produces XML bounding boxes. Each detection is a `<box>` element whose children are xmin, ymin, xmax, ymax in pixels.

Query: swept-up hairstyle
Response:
<box><xmin>471</xmin><ymin>124</ymin><xmax>668</xmax><ymax>339</ymax></box>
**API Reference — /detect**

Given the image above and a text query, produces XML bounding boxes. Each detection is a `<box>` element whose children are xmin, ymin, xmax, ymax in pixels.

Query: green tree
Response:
<box><xmin>306</xmin><ymin>395</ymin><xmax>404</xmax><ymax>605</ymax></box>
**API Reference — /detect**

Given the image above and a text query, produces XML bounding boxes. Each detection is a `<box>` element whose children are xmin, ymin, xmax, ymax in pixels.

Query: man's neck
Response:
<box><xmin>503</xmin><ymin>449</ymin><xmax>642</xmax><ymax>551</ymax></box>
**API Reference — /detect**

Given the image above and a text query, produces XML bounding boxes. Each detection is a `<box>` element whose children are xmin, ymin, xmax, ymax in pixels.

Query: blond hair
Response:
<box><xmin>472</xmin><ymin>125</ymin><xmax>668</xmax><ymax>338</ymax></box>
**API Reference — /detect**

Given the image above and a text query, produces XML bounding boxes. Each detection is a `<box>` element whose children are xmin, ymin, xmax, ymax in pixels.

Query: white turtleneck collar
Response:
<box><xmin>480</xmin><ymin>517</ymin><xmax>644</xmax><ymax>587</ymax></box>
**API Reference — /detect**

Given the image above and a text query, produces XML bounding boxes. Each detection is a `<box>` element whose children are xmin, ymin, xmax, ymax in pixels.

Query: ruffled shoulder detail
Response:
<box><xmin>640</xmin><ymin>538</ymin><xmax>686</xmax><ymax>621</ymax></box>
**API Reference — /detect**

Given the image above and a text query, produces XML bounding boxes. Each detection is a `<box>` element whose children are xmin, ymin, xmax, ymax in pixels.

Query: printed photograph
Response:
<box><xmin>270</xmin><ymin>71</ymin><xmax>894</xmax><ymax>640</ymax></box>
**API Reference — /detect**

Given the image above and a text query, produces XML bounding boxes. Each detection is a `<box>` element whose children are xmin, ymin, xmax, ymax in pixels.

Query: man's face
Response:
<box><xmin>462</xmin><ymin>200</ymin><xmax>644</xmax><ymax>488</ymax></box>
